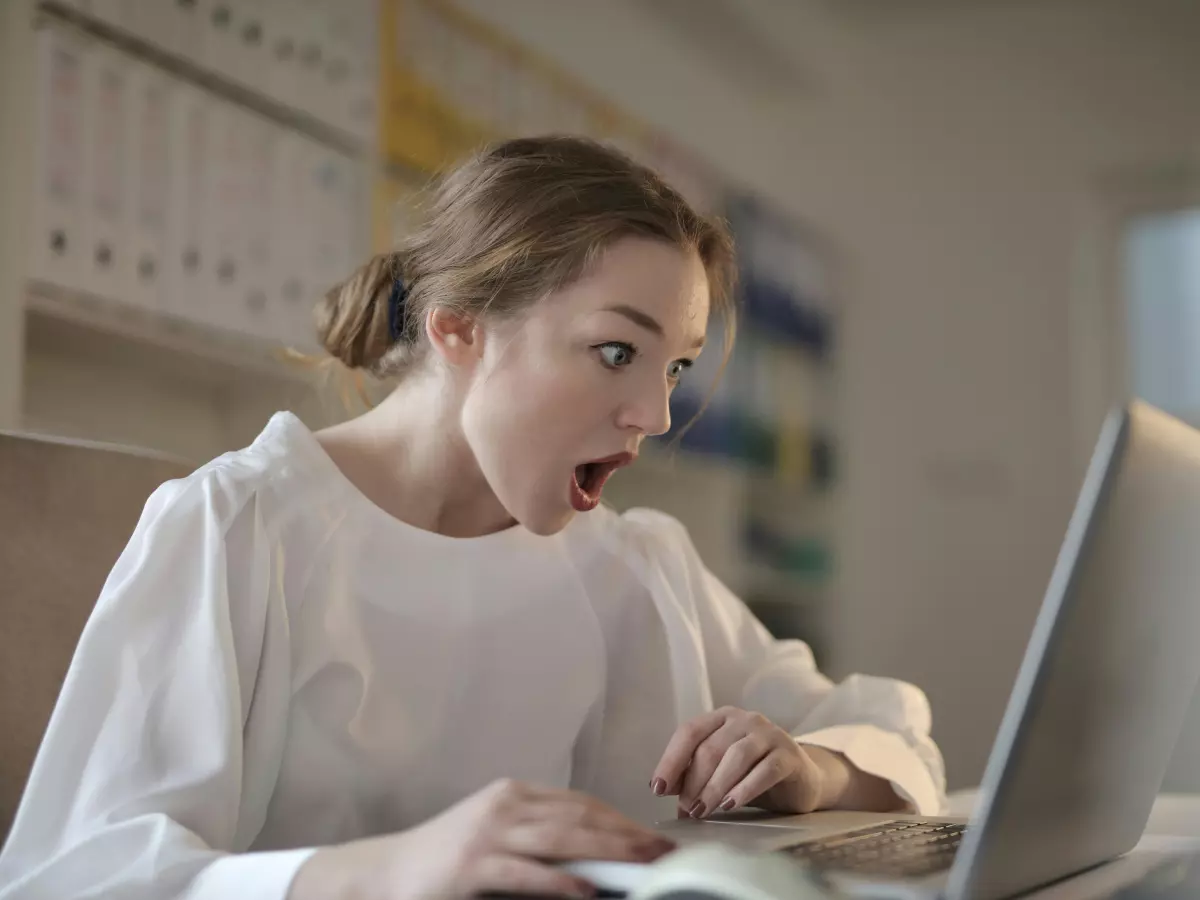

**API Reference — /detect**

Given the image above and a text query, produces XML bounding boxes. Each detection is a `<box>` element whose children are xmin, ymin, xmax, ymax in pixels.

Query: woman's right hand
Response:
<box><xmin>288</xmin><ymin>778</ymin><xmax>676</xmax><ymax>900</ymax></box>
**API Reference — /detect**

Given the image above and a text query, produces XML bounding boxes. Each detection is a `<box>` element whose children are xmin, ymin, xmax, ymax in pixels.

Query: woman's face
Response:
<box><xmin>461</xmin><ymin>237</ymin><xmax>711</xmax><ymax>535</ymax></box>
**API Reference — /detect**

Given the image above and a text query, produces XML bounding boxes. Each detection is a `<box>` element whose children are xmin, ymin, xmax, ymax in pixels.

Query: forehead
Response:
<box><xmin>545</xmin><ymin>237</ymin><xmax>711</xmax><ymax>339</ymax></box>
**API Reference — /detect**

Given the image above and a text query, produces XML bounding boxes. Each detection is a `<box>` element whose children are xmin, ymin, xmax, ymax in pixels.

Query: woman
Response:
<box><xmin>0</xmin><ymin>137</ymin><xmax>943</xmax><ymax>900</ymax></box>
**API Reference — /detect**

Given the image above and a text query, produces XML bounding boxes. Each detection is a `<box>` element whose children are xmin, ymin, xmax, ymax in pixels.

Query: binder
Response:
<box><xmin>318</xmin><ymin>153</ymin><xmax>361</xmax><ymax>299</ymax></box>
<box><xmin>81</xmin><ymin>43</ymin><xmax>131</xmax><ymax>303</ymax></box>
<box><xmin>124</xmin><ymin>61</ymin><xmax>172</xmax><ymax>311</ymax></box>
<box><xmin>340</xmin><ymin>0</ymin><xmax>378</xmax><ymax>141</ymax></box>
<box><xmin>322</xmin><ymin>0</ymin><xmax>355</xmax><ymax>133</ymax></box>
<box><xmin>263</xmin><ymin>0</ymin><xmax>301</xmax><ymax>110</ymax></box>
<box><xmin>232</xmin><ymin>0</ymin><xmax>269</xmax><ymax>93</ymax></box>
<box><xmin>30</xmin><ymin>29</ymin><xmax>89</xmax><ymax>292</ymax></box>
<box><xmin>238</xmin><ymin>114</ymin><xmax>279</xmax><ymax>339</ymax></box>
<box><xmin>202</xmin><ymin>0</ymin><xmax>240</xmax><ymax>78</ymax></box>
<box><xmin>168</xmin><ymin>0</ymin><xmax>209</xmax><ymax>64</ymax></box>
<box><xmin>164</xmin><ymin>83</ymin><xmax>210</xmax><ymax>323</ymax></box>
<box><xmin>126</xmin><ymin>0</ymin><xmax>173</xmax><ymax>53</ymax></box>
<box><xmin>201</xmin><ymin>98</ymin><xmax>248</xmax><ymax>331</ymax></box>
<box><xmin>307</xmin><ymin>149</ymin><xmax>338</xmax><ymax>331</ymax></box>
<box><xmin>294</xmin><ymin>0</ymin><xmax>331</xmax><ymax>123</ymax></box>
<box><xmin>271</xmin><ymin>133</ymin><xmax>317</xmax><ymax>347</ymax></box>
<box><xmin>87</xmin><ymin>0</ymin><xmax>132</xmax><ymax>32</ymax></box>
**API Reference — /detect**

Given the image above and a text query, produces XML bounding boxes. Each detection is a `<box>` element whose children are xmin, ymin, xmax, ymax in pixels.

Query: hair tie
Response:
<box><xmin>386</xmin><ymin>278</ymin><xmax>408</xmax><ymax>343</ymax></box>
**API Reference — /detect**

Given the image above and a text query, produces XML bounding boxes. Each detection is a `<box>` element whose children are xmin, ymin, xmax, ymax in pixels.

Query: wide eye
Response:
<box><xmin>597</xmin><ymin>342</ymin><xmax>636</xmax><ymax>369</ymax></box>
<box><xmin>667</xmin><ymin>359</ymin><xmax>694</xmax><ymax>380</ymax></box>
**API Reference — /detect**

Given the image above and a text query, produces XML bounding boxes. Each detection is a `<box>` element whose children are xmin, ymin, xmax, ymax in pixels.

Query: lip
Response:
<box><xmin>569</xmin><ymin>452</ymin><xmax>637</xmax><ymax>512</ymax></box>
<box><xmin>589</xmin><ymin>451</ymin><xmax>637</xmax><ymax>468</ymax></box>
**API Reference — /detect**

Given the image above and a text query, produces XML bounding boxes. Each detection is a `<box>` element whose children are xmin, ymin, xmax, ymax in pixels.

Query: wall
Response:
<box><xmin>6</xmin><ymin>0</ymin><xmax>1200</xmax><ymax>788</ymax></box>
<box><xmin>0</xmin><ymin>0</ymin><xmax>35</xmax><ymax>429</ymax></box>
<box><xmin>456</xmin><ymin>0</ymin><xmax>1200</xmax><ymax>787</ymax></box>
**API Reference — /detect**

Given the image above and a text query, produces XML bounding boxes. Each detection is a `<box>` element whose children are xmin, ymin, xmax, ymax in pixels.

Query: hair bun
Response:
<box><xmin>314</xmin><ymin>253</ymin><xmax>403</xmax><ymax>372</ymax></box>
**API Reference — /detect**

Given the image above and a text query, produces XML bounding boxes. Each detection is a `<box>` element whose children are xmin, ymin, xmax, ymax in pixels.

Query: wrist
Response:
<box><xmin>798</xmin><ymin>743</ymin><xmax>907</xmax><ymax>812</ymax></box>
<box><xmin>798</xmin><ymin>743</ymin><xmax>853</xmax><ymax>810</ymax></box>
<box><xmin>288</xmin><ymin>846</ymin><xmax>363</xmax><ymax>900</ymax></box>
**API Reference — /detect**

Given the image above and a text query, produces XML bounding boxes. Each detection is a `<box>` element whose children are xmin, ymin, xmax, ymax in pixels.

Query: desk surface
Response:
<box><xmin>944</xmin><ymin>791</ymin><xmax>1200</xmax><ymax>899</ymax></box>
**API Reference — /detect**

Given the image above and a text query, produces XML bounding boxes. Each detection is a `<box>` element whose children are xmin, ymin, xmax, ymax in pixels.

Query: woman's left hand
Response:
<box><xmin>649</xmin><ymin>706</ymin><xmax>838</xmax><ymax>819</ymax></box>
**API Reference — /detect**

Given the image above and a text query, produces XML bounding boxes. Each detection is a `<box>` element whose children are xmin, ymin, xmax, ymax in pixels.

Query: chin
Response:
<box><xmin>517</xmin><ymin>503</ymin><xmax>577</xmax><ymax>537</ymax></box>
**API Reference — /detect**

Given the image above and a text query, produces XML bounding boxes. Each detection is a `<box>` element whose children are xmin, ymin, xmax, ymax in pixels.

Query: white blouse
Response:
<box><xmin>0</xmin><ymin>412</ymin><xmax>945</xmax><ymax>900</ymax></box>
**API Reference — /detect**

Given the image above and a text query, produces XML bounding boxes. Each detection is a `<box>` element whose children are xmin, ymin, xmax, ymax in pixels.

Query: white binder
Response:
<box><xmin>30</xmin><ymin>29</ymin><xmax>89</xmax><ymax>292</ymax></box>
<box><xmin>164</xmin><ymin>83</ymin><xmax>211</xmax><ymax>323</ymax></box>
<box><xmin>124</xmin><ymin>61</ymin><xmax>172</xmax><ymax>311</ymax></box>
<box><xmin>81</xmin><ymin>43</ymin><xmax>131</xmax><ymax>302</ymax></box>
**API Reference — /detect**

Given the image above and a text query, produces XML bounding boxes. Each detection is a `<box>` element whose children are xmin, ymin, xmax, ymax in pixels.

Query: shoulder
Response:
<box><xmin>577</xmin><ymin>504</ymin><xmax>703</xmax><ymax>577</ymax></box>
<box><xmin>139</xmin><ymin>412</ymin><xmax>327</xmax><ymax>539</ymax></box>
<box><xmin>606</xmin><ymin>505</ymin><xmax>693</xmax><ymax>546</ymax></box>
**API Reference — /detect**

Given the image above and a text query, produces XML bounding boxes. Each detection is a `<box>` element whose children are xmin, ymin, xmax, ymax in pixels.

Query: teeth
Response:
<box><xmin>575</xmin><ymin>460</ymin><xmax>621</xmax><ymax>501</ymax></box>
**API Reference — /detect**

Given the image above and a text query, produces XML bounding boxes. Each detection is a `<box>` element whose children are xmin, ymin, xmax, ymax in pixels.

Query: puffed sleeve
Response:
<box><xmin>0</xmin><ymin>468</ymin><xmax>311</xmax><ymax>899</ymax></box>
<box><xmin>624</xmin><ymin>508</ymin><xmax>946</xmax><ymax>815</ymax></box>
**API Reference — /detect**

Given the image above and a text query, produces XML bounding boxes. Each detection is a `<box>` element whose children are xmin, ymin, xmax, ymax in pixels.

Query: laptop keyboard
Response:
<box><xmin>782</xmin><ymin>819</ymin><xmax>967</xmax><ymax>878</ymax></box>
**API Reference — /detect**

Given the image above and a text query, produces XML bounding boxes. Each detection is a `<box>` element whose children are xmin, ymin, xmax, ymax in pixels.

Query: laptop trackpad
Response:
<box><xmin>656</xmin><ymin>810</ymin><xmax>816</xmax><ymax>849</ymax></box>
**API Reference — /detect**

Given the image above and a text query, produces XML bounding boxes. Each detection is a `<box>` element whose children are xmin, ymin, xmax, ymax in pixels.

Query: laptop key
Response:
<box><xmin>782</xmin><ymin>820</ymin><xmax>968</xmax><ymax>878</ymax></box>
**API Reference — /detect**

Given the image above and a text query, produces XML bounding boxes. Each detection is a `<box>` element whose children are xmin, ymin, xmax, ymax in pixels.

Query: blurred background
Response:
<box><xmin>1</xmin><ymin>0</ymin><xmax>1199</xmax><ymax>793</ymax></box>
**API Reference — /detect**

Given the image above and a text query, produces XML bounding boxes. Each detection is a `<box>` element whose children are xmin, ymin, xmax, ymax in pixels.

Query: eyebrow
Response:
<box><xmin>605</xmin><ymin>304</ymin><xmax>706</xmax><ymax>349</ymax></box>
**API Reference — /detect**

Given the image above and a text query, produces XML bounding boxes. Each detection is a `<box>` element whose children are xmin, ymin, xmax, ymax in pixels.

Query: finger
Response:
<box><xmin>677</xmin><ymin>721</ymin><xmax>746</xmax><ymax>816</ymax></box>
<box><xmin>723</xmin><ymin>750</ymin><xmax>805</xmax><ymax>813</ymax></box>
<box><xmin>519</xmin><ymin>788</ymin><xmax>670</xmax><ymax>844</ymax></box>
<box><xmin>652</xmin><ymin>709</ymin><xmax>729</xmax><ymax>796</ymax></box>
<box><xmin>498</xmin><ymin>820</ymin><xmax>674</xmax><ymax>863</ymax></box>
<box><xmin>693</xmin><ymin>733</ymin><xmax>773</xmax><ymax>817</ymax></box>
<box><xmin>468</xmin><ymin>853</ymin><xmax>595</xmax><ymax>899</ymax></box>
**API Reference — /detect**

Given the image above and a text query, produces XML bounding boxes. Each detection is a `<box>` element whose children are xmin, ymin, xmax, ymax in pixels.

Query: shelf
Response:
<box><xmin>25</xmin><ymin>281</ymin><xmax>321</xmax><ymax>391</ymax></box>
<box><xmin>36</xmin><ymin>0</ymin><xmax>369</xmax><ymax>160</ymax></box>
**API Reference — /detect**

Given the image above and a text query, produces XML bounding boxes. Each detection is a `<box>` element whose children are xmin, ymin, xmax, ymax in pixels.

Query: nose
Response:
<box><xmin>617</xmin><ymin>379</ymin><xmax>672</xmax><ymax>438</ymax></box>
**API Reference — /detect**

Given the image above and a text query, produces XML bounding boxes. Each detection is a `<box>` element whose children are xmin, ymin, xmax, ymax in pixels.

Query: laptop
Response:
<box><xmin>572</xmin><ymin>401</ymin><xmax>1200</xmax><ymax>899</ymax></box>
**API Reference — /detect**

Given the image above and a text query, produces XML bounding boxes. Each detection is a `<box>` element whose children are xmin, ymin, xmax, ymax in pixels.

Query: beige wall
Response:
<box><xmin>458</xmin><ymin>0</ymin><xmax>1200</xmax><ymax>787</ymax></box>
<box><xmin>6</xmin><ymin>0</ymin><xmax>1200</xmax><ymax>789</ymax></box>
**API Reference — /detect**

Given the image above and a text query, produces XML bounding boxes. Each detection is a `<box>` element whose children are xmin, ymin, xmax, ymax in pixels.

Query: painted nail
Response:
<box><xmin>650</xmin><ymin>777</ymin><xmax>667</xmax><ymax>796</ymax></box>
<box><xmin>688</xmin><ymin>800</ymin><xmax>706</xmax><ymax>818</ymax></box>
<box><xmin>720</xmin><ymin>797</ymin><xmax>736</xmax><ymax>812</ymax></box>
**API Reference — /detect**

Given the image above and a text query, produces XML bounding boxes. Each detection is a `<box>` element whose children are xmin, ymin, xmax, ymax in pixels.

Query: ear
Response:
<box><xmin>424</xmin><ymin>306</ymin><xmax>483</xmax><ymax>368</ymax></box>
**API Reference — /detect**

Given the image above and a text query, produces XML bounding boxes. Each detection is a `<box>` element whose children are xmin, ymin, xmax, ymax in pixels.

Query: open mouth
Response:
<box><xmin>570</xmin><ymin>453</ymin><xmax>635</xmax><ymax>512</ymax></box>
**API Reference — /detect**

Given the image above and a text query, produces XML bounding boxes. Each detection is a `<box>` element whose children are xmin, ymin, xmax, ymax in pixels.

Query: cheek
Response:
<box><xmin>467</xmin><ymin>354</ymin><xmax>572</xmax><ymax>460</ymax></box>
<box><xmin>466</xmin><ymin>348</ymin><xmax>610</xmax><ymax>478</ymax></box>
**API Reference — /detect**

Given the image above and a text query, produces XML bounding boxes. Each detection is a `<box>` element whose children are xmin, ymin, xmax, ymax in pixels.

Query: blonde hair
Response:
<box><xmin>316</xmin><ymin>135</ymin><xmax>737</xmax><ymax>381</ymax></box>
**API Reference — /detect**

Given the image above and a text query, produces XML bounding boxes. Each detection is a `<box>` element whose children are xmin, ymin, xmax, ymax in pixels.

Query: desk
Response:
<box><xmin>944</xmin><ymin>791</ymin><xmax>1200</xmax><ymax>899</ymax></box>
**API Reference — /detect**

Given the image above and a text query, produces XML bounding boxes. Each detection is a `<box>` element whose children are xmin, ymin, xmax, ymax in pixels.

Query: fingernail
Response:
<box><xmin>688</xmin><ymin>800</ymin><xmax>706</xmax><ymax>818</ymax></box>
<box><xmin>650</xmin><ymin>777</ymin><xmax>666</xmax><ymax>796</ymax></box>
<box><xmin>720</xmin><ymin>796</ymin><xmax>736</xmax><ymax>812</ymax></box>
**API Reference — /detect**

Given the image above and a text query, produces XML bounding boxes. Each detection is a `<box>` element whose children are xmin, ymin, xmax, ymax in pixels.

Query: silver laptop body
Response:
<box><xmin>659</xmin><ymin>401</ymin><xmax>1200</xmax><ymax>900</ymax></box>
